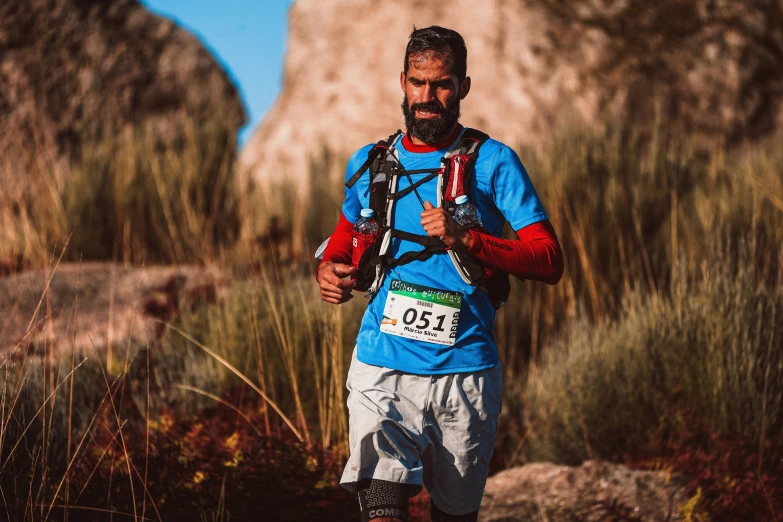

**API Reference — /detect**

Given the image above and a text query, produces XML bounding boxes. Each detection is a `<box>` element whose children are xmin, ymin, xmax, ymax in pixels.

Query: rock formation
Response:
<box><xmin>241</xmin><ymin>0</ymin><xmax>783</xmax><ymax>186</ymax></box>
<box><xmin>0</xmin><ymin>0</ymin><xmax>245</xmax><ymax>177</ymax></box>
<box><xmin>0</xmin><ymin>263</ymin><xmax>227</xmax><ymax>356</ymax></box>
<box><xmin>479</xmin><ymin>460</ymin><xmax>689</xmax><ymax>521</ymax></box>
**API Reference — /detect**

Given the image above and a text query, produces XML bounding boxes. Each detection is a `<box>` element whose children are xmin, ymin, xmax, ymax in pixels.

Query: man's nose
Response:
<box><xmin>420</xmin><ymin>82</ymin><xmax>435</xmax><ymax>102</ymax></box>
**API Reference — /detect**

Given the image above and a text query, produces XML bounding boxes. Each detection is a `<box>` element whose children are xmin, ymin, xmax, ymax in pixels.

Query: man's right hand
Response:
<box><xmin>317</xmin><ymin>262</ymin><xmax>357</xmax><ymax>304</ymax></box>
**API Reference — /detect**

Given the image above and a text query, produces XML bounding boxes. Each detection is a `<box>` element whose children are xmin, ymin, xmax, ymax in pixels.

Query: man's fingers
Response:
<box><xmin>320</xmin><ymin>280</ymin><xmax>354</xmax><ymax>295</ymax></box>
<box><xmin>422</xmin><ymin>221</ymin><xmax>445</xmax><ymax>236</ymax></box>
<box><xmin>321</xmin><ymin>289</ymin><xmax>348</xmax><ymax>300</ymax></box>
<box><xmin>322</xmin><ymin>270</ymin><xmax>357</xmax><ymax>288</ymax></box>
<box><xmin>333</xmin><ymin>263</ymin><xmax>357</xmax><ymax>277</ymax></box>
<box><xmin>420</xmin><ymin>213</ymin><xmax>445</xmax><ymax>226</ymax></box>
<box><xmin>321</xmin><ymin>288</ymin><xmax>354</xmax><ymax>302</ymax></box>
<box><xmin>423</xmin><ymin>200</ymin><xmax>435</xmax><ymax>210</ymax></box>
<box><xmin>330</xmin><ymin>276</ymin><xmax>357</xmax><ymax>289</ymax></box>
<box><xmin>321</xmin><ymin>291</ymin><xmax>355</xmax><ymax>304</ymax></box>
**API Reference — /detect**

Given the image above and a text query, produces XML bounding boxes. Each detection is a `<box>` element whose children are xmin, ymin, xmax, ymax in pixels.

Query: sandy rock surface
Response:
<box><xmin>479</xmin><ymin>460</ymin><xmax>689</xmax><ymax>522</ymax></box>
<box><xmin>0</xmin><ymin>263</ymin><xmax>227</xmax><ymax>357</ymax></box>
<box><xmin>242</xmin><ymin>0</ymin><xmax>783</xmax><ymax>187</ymax></box>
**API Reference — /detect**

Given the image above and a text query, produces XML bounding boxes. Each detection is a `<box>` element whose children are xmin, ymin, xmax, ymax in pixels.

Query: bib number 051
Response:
<box><xmin>402</xmin><ymin>309</ymin><xmax>446</xmax><ymax>332</ymax></box>
<box><xmin>380</xmin><ymin>279</ymin><xmax>462</xmax><ymax>346</ymax></box>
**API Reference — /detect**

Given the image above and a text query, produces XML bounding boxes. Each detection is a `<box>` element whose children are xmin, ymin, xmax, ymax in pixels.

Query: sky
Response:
<box><xmin>141</xmin><ymin>0</ymin><xmax>294</xmax><ymax>145</ymax></box>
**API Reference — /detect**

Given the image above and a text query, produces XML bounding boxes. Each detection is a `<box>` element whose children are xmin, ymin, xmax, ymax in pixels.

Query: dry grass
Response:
<box><xmin>0</xmin><ymin>117</ymin><xmax>240</xmax><ymax>268</ymax></box>
<box><xmin>524</xmin><ymin>237</ymin><xmax>783</xmax><ymax>464</ymax></box>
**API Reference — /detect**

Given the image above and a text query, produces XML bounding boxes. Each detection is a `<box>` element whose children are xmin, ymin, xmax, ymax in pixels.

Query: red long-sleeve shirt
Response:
<box><xmin>317</xmin><ymin>211</ymin><xmax>564</xmax><ymax>285</ymax></box>
<box><xmin>318</xmin><ymin>212</ymin><xmax>354</xmax><ymax>266</ymax></box>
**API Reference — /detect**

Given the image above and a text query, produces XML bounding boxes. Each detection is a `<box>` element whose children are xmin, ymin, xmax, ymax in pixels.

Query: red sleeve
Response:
<box><xmin>467</xmin><ymin>220</ymin><xmax>564</xmax><ymax>285</ymax></box>
<box><xmin>316</xmin><ymin>211</ymin><xmax>354</xmax><ymax>278</ymax></box>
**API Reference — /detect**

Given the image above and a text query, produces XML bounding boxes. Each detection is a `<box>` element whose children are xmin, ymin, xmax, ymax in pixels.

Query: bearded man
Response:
<box><xmin>316</xmin><ymin>26</ymin><xmax>564</xmax><ymax>522</ymax></box>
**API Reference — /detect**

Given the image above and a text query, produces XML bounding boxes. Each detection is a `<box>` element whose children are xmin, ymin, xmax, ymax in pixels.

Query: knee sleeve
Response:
<box><xmin>430</xmin><ymin>501</ymin><xmax>479</xmax><ymax>522</ymax></box>
<box><xmin>357</xmin><ymin>478</ymin><xmax>409</xmax><ymax>521</ymax></box>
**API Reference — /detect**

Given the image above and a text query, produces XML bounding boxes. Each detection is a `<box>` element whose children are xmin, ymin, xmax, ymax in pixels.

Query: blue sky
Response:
<box><xmin>142</xmin><ymin>0</ymin><xmax>293</xmax><ymax>145</ymax></box>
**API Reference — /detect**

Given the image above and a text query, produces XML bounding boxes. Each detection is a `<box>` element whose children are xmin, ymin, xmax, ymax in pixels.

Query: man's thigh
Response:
<box><xmin>422</xmin><ymin>363</ymin><xmax>503</xmax><ymax>515</ymax></box>
<box><xmin>339</xmin><ymin>349</ymin><xmax>429</xmax><ymax>496</ymax></box>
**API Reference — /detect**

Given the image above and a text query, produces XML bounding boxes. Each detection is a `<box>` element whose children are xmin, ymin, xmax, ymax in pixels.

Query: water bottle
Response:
<box><xmin>354</xmin><ymin>208</ymin><xmax>380</xmax><ymax>235</ymax></box>
<box><xmin>453</xmin><ymin>195</ymin><xmax>482</xmax><ymax>229</ymax></box>
<box><xmin>351</xmin><ymin>208</ymin><xmax>381</xmax><ymax>288</ymax></box>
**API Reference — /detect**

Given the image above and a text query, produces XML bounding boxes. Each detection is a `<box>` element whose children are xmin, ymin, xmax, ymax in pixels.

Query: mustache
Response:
<box><xmin>409</xmin><ymin>101</ymin><xmax>446</xmax><ymax>115</ymax></box>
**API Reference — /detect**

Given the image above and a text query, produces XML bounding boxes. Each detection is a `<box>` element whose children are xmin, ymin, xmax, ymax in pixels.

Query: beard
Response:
<box><xmin>401</xmin><ymin>94</ymin><xmax>461</xmax><ymax>144</ymax></box>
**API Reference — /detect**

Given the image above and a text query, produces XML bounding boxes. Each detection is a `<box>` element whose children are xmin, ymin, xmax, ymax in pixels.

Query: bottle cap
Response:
<box><xmin>455</xmin><ymin>195</ymin><xmax>469</xmax><ymax>205</ymax></box>
<box><xmin>360</xmin><ymin>208</ymin><xmax>375</xmax><ymax>218</ymax></box>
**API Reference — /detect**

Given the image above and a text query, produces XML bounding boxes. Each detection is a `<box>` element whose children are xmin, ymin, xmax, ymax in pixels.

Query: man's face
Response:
<box><xmin>400</xmin><ymin>52</ymin><xmax>470</xmax><ymax>144</ymax></box>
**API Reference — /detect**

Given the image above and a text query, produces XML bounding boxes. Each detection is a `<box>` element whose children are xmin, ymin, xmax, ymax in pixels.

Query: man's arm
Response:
<box><xmin>466</xmin><ymin>220</ymin><xmax>564</xmax><ymax>285</ymax></box>
<box><xmin>420</xmin><ymin>203</ymin><xmax>563</xmax><ymax>285</ymax></box>
<box><xmin>316</xmin><ymin>145</ymin><xmax>375</xmax><ymax>304</ymax></box>
<box><xmin>317</xmin><ymin>212</ymin><xmax>353</xmax><ymax>269</ymax></box>
<box><xmin>478</xmin><ymin>144</ymin><xmax>563</xmax><ymax>284</ymax></box>
<box><xmin>316</xmin><ymin>212</ymin><xmax>357</xmax><ymax>304</ymax></box>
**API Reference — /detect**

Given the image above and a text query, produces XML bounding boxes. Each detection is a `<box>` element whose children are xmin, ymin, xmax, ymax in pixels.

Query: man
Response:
<box><xmin>317</xmin><ymin>26</ymin><xmax>563</xmax><ymax>522</ymax></box>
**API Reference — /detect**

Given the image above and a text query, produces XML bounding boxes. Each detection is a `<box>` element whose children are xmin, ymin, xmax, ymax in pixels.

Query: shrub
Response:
<box><xmin>525</xmin><ymin>238</ymin><xmax>782</xmax><ymax>464</ymax></box>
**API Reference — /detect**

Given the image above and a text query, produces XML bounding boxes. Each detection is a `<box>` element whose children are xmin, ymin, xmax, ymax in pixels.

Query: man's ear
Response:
<box><xmin>400</xmin><ymin>71</ymin><xmax>406</xmax><ymax>93</ymax></box>
<box><xmin>459</xmin><ymin>76</ymin><xmax>471</xmax><ymax>99</ymax></box>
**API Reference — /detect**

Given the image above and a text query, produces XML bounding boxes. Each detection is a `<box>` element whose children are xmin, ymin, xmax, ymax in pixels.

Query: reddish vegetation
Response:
<box><xmin>68</xmin><ymin>394</ymin><xmax>357</xmax><ymax>520</ymax></box>
<box><xmin>626</xmin><ymin>406</ymin><xmax>783</xmax><ymax>521</ymax></box>
<box><xmin>60</xmin><ymin>384</ymin><xmax>441</xmax><ymax>520</ymax></box>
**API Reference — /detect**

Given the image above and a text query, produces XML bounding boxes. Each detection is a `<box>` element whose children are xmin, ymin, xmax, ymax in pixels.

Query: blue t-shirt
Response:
<box><xmin>342</xmin><ymin>129</ymin><xmax>548</xmax><ymax>375</ymax></box>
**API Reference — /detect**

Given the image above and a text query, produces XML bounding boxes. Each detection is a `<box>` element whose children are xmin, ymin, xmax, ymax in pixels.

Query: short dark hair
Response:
<box><xmin>404</xmin><ymin>26</ymin><xmax>467</xmax><ymax>81</ymax></box>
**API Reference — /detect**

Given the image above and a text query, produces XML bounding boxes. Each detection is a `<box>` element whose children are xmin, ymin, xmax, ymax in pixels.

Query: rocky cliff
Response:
<box><xmin>241</xmin><ymin>0</ymin><xmax>783</xmax><ymax>185</ymax></box>
<box><xmin>0</xmin><ymin>0</ymin><xmax>245</xmax><ymax>175</ymax></box>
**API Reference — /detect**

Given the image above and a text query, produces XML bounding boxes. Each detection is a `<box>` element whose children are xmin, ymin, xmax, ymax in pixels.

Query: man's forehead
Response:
<box><xmin>407</xmin><ymin>50</ymin><xmax>453</xmax><ymax>74</ymax></box>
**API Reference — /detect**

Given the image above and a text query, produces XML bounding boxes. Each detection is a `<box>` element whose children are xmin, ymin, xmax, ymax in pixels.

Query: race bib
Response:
<box><xmin>380</xmin><ymin>279</ymin><xmax>462</xmax><ymax>345</ymax></box>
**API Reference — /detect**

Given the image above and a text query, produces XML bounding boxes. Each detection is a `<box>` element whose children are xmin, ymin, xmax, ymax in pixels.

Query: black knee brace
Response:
<box><xmin>357</xmin><ymin>478</ymin><xmax>409</xmax><ymax>521</ymax></box>
<box><xmin>430</xmin><ymin>501</ymin><xmax>479</xmax><ymax>522</ymax></box>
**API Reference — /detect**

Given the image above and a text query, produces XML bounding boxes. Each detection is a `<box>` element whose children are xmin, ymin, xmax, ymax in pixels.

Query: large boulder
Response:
<box><xmin>241</xmin><ymin>0</ymin><xmax>783</xmax><ymax>186</ymax></box>
<box><xmin>479</xmin><ymin>460</ymin><xmax>689</xmax><ymax>522</ymax></box>
<box><xmin>0</xmin><ymin>0</ymin><xmax>245</xmax><ymax>177</ymax></box>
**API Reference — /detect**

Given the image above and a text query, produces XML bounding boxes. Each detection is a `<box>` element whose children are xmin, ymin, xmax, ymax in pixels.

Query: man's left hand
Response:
<box><xmin>420</xmin><ymin>200</ymin><xmax>474</xmax><ymax>250</ymax></box>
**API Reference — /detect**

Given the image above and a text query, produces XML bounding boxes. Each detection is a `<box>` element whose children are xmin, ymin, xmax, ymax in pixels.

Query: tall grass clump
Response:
<box><xmin>0</xmin><ymin>117</ymin><xmax>241</xmax><ymax>267</ymax></box>
<box><xmin>162</xmin><ymin>263</ymin><xmax>365</xmax><ymax>450</ymax></box>
<box><xmin>232</xmin><ymin>144</ymin><xmax>348</xmax><ymax>266</ymax></box>
<box><xmin>525</xmin><ymin>238</ymin><xmax>782</xmax><ymax>465</ymax></box>
<box><xmin>493</xmin><ymin>120</ymin><xmax>783</xmax><ymax>377</ymax></box>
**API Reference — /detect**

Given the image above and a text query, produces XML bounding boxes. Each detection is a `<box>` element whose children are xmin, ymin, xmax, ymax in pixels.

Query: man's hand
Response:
<box><xmin>420</xmin><ymin>201</ymin><xmax>474</xmax><ymax>250</ymax></box>
<box><xmin>317</xmin><ymin>262</ymin><xmax>357</xmax><ymax>304</ymax></box>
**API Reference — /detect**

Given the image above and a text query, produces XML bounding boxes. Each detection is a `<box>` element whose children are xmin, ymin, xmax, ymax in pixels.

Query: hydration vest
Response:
<box><xmin>345</xmin><ymin>127</ymin><xmax>510</xmax><ymax>309</ymax></box>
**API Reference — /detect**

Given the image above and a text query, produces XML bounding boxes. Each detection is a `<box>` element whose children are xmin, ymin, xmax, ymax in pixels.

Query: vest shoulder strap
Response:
<box><xmin>441</xmin><ymin>128</ymin><xmax>490</xmax><ymax>206</ymax></box>
<box><xmin>345</xmin><ymin>130</ymin><xmax>403</xmax><ymax>189</ymax></box>
<box><xmin>460</xmin><ymin>128</ymin><xmax>489</xmax><ymax>147</ymax></box>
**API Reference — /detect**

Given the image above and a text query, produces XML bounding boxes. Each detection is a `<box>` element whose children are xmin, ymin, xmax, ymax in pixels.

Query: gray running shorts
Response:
<box><xmin>340</xmin><ymin>348</ymin><xmax>503</xmax><ymax>515</ymax></box>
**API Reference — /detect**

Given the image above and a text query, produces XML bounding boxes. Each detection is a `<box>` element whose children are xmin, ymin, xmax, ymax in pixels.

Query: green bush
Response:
<box><xmin>524</xmin><ymin>239</ymin><xmax>783</xmax><ymax>465</ymax></box>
